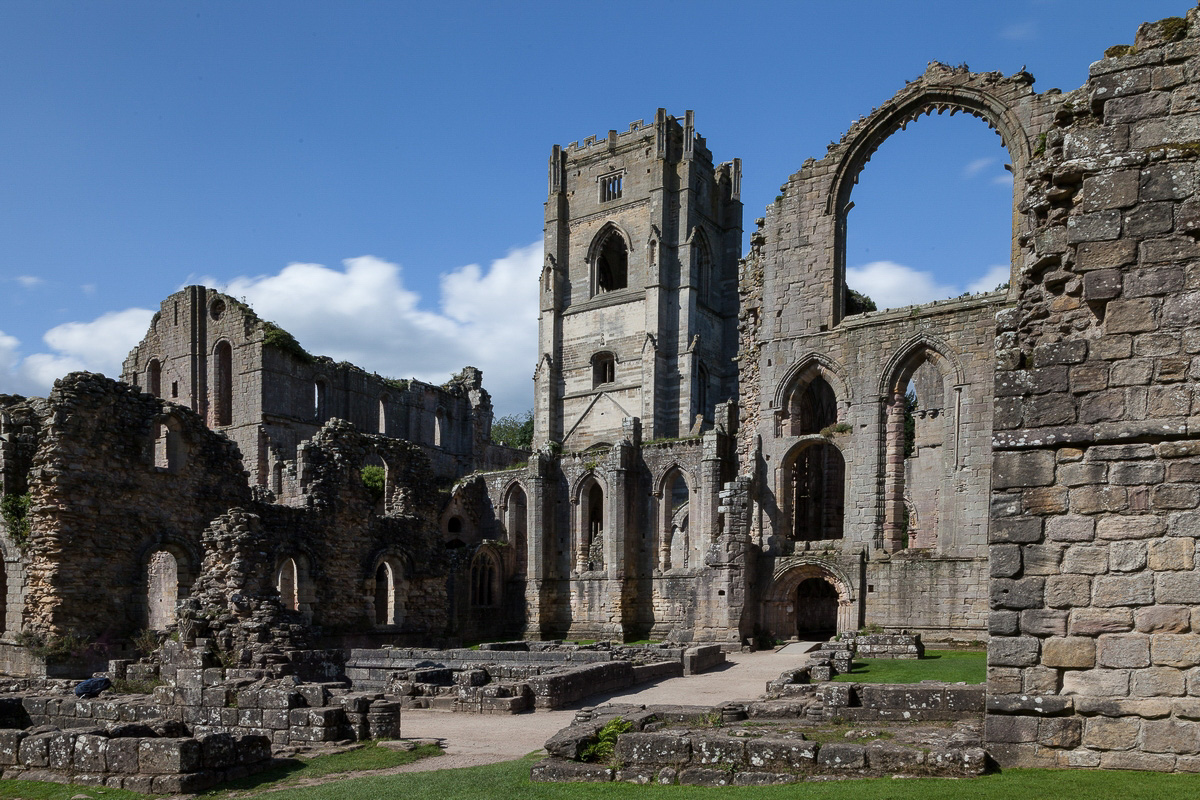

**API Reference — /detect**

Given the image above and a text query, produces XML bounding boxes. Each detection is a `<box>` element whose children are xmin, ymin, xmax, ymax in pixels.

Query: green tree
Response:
<box><xmin>492</xmin><ymin>409</ymin><xmax>534</xmax><ymax>450</ymax></box>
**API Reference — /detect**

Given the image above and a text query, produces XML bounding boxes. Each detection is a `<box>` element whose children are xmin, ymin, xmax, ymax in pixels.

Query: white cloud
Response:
<box><xmin>847</xmin><ymin>260</ymin><xmax>1009</xmax><ymax>310</ymax></box>
<box><xmin>846</xmin><ymin>261</ymin><xmax>957</xmax><ymax>309</ymax></box>
<box><xmin>81</xmin><ymin>283</ymin><xmax>97</xmax><ymax>295</ymax></box>
<box><xmin>963</xmin><ymin>157</ymin><xmax>994</xmax><ymax>178</ymax></box>
<box><xmin>966</xmin><ymin>264</ymin><xmax>1011</xmax><ymax>294</ymax></box>
<box><xmin>217</xmin><ymin>242</ymin><xmax>542</xmax><ymax>415</ymax></box>
<box><xmin>999</xmin><ymin>21</ymin><xmax>1037</xmax><ymax>41</ymax></box>
<box><xmin>0</xmin><ymin>309</ymin><xmax>155</xmax><ymax>397</ymax></box>
<box><xmin>993</xmin><ymin>172</ymin><xmax>1014</xmax><ymax>187</ymax></box>
<box><xmin>15</xmin><ymin>276</ymin><xmax>43</xmax><ymax>289</ymax></box>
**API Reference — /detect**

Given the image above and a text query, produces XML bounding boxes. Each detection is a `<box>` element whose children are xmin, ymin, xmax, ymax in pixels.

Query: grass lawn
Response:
<box><xmin>832</xmin><ymin>648</ymin><xmax>986</xmax><ymax>684</ymax></box>
<box><xmin>4</xmin><ymin>752</ymin><xmax>1200</xmax><ymax>799</ymax></box>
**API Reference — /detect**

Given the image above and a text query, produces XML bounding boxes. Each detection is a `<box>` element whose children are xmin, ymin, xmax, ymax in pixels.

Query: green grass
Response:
<box><xmin>199</xmin><ymin>754</ymin><xmax>1200</xmax><ymax>800</ymax></box>
<box><xmin>832</xmin><ymin>649</ymin><xmax>986</xmax><ymax>684</ymax></box>
<box><xmin>6</xmin><ymin>752</ymin><xmax>1200</xmax><ymax>799</ymax></box>
<box><xmin>198</xmin><ymin>741</ymin><xmax>442</xmax><ymax>797</ymax></box>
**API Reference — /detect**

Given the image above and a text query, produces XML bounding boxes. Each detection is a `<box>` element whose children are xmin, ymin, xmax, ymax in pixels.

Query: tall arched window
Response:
<box><xmin>313</xmin><ymin>381</ymin><xmax>326</xmax><ymax>421</ymax></box>
<box><xmin>785</xmin><ymin>442</ymin><xmax>846</xmax><ymax>542</ymax></box>
<box><xmin>374</xmin><ymin>559</ymin><xmax>408</xmax><ymax>626</ymax></box>
<box><xmin>277</xmin><ymin>558</ymin><xmax>299</xmax><ymax>610</ymax></box>
<box><xmin>147</xmin><ymin>359</ymin><xmax>162</xmax><ymax>398</ymax></box>
<box><xmin>504</xmin><ymin>484</ymin><xmax>528</xmax><ymax>578</ymax></box>
<box><xmin>212</xmin><ymin>341</ymin><xmax>233</xmax><ymax>427</ymax></box>
<box><xmin>470</xmin><ymin>550</ymin><xmax>501</xmax><ymax>607</ymax></box>
<box><xmin>660</xmin><ymin>470</ymin><xmax>691</xmax><ymax>571</ymax></box>
<box><xmin>695</xmin><ymin>233</ymin><xmax>713</xmax><ymax>306</ymax></box>
<box><xmin>378</xmin><ymin>394</ymin><xmax>389</xmax><ymax>435</ymax></box>
<box><xmin>154</xmin><ymin>416</ymin><xmax>187</xmax><ymax>473</ymax></box>
<box><xmin>577</xmin><ymin>479</ymin><xmax>606</xmax><ymax>572</ymax></box>
<box><xmin>147</xmin><ymin>549</ymin><xmax>179</xmax><ymax>630</ymax></box>
<box><xmin>594</xmin><ymin>229</ymin><xmax>628</xmax><ymax>294</ymax></box>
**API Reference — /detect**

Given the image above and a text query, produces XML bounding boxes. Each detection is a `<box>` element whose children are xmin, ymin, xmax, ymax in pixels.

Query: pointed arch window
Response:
<box><xmin>594</xmin><ymin>229</ymin><xmax>628</xmax><ymax>293</ymax></box>
<box><xmin>592</xmin><ymin>352</ymin><xmax>616</xmax><ymax>387</ymax></box>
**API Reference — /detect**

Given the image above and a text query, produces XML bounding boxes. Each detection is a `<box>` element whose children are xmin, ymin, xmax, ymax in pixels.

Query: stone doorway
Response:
<box><xmin>795</xmin><ymin>577</ymin><xmax>838</xmax><ymax>638</ymax></box>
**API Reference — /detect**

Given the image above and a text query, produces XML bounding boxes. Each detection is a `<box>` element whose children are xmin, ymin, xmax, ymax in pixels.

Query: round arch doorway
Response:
<box><xmin>795</xmin><ymin>577</ymin><xmax>838</xmax><ymax>639</ymax></box>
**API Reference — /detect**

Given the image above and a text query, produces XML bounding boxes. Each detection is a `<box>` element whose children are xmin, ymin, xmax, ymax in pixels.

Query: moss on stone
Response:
<box><xmin>1157</xmin><ymin>16</ymin><xmax>1189</xmax><ymax>42</ymax></box>
<box><xmin>261</xmin><ymin>321</ymin><xmax>314</xmax><ymax>364</ymax></box>
<box><xmin>1104</xmin><ymin>44</ymin><xmax>1136</xmax><ymax>58</ymax></box>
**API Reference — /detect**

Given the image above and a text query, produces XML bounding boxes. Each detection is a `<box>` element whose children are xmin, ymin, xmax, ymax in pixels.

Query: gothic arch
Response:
<box><xmin>368</xmin><ymin>551</ymin><xmax>410</xmax><ymax>627</ymax></box>
<box><xmin>773</xmin><ymin>353</ymin><xmax>853</xmax><ymax>410</ymax></box>
<box><xmin>878</xmin><ymin>333</ymin><xmax>964</xmax><ymax>397</ymax></box>
<box><xmin>778</xmin><ymin>437</ymin><xmax>847</xmax><ymax>542</ymax></box>
<box><xmin>764</xmin><ymin>557</ymin><xmax>860</xmax><ymax>638</ymax></box>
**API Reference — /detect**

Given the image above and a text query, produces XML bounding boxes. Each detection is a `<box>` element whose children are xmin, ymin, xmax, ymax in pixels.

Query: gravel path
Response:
<box><xmin>392</xmin><ymin>646</ymin><xmax>818</xmax><ymax>772</ymax></box>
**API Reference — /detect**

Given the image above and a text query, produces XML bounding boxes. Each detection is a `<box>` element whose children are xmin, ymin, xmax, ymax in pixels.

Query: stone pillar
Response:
<box><xmin>882</xmin><ymin>392</ymin><xmax>907</xmax><ymax>552</ymax></box>
<box><xmin>606</xmin><ymin>445</ymin><xmax>632</xmax><ymax>639</ymax></box>
<box><xmin>524</xmin><ymin>462</ymin><xmax>548</xmax><ymax>638</ymax></box>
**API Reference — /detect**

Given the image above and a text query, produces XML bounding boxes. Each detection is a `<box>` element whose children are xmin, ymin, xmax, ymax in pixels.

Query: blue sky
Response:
<box><xmin>0</xmin><ymin>1</ymin><xmax>1186</xmax><ymax>414</ymax></box>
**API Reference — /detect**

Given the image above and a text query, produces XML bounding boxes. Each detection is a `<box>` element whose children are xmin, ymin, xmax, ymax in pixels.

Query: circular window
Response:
<box><xmin>210</xmin><ymin>299</ymin><xmax>226</xmax><ymax>321</ymax></box>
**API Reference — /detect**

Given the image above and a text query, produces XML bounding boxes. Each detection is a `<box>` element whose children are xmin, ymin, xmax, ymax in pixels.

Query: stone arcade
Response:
<box><xmin>2</xmin><ymin>7</ymin><xmax>1200</xmax><ymax>770</ymax></box>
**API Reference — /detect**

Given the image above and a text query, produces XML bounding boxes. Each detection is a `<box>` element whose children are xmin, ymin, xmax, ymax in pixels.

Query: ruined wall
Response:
<box><xmin>986</xmin><ymin>10</ymin><xmax>1200</xmax><ymax>769</ymax></box>
<box><xmin>735</xmin><ymin>63</ymin><xmax>1058</xmax><ymax>641</ymax></box>
<box><xmin>122</xmin><ymin>287</ymin><xmax>507</xmax><ymax>489</ymax></box>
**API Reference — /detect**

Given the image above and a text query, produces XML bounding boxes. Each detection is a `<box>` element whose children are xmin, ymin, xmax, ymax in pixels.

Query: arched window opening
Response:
<box><xmin>0</xmin><ymin>563</ymin><xmax>7</xmax><ymax>636</ymax></box>
<box><xmin>661</xmin><ymin>471</ymin><xmax>691</xmax><ymax>571</ymax></box>
<box><xmin>147</xmin><ymin>549</ymin><xmax>179</xmax><ymax>631</ymax></box>
<box><xmin>470</xmin><ymin>550</ymin><xmax>500</xmax><ymax>607</ymax></box>
<box><xmin>277</xmin><ymin>558</ymin><xmax>299</xmax><ymax>611</ymax></box>
<box><xmin>884</xmin><ymin>354</ymin><xmax>952</xmax><ymax>551</ymax></box>
<box><xmin>378</xmin><ymin>394</ymin><xmax>389</xmax><ymax>435</ymax></box>
<box><xmin>212</xmin><ymin>341</ymin><xmax>233</xmax><ymax>427</ymax></box>
<box><xmin>695</xmin><ymin>235</ymin><xmax>713</xmax><ymax>306</ymax></box>
<box><xmin>795</xmin><ymin>577</ymin><xmax>839</xmax><ymax>638</ymax></box>
<box><xmin>592</xmin><ymin>352</ymin><xmax>616</xmax><ymax>387</ymax></box>
<box><xmin>374</xmin><ymin>561</ymin><xmax>407</xmax><ymax>626</ymax></box>
<box><xmin>154</xmin><ymin>416</ymin><xmax>187</xmax><ymax>473</ymax></box>
<box><xmin>271</xmin><ymin>461</ymin><xmax>284</xmax><ymax>496</ymax></box>
<box><xmin>147</xmin><ymin>359</ymin><xmax>162</xmax><ymax>398</ymax></box>
<box><xmin>313</xmin><ymin>381</ymin><xmax>326</xmax><ymax>421</ymax></box>
<box><xmin>787</xmin><ymin>443</ymin><xmax>845</xmax><ymax>542</ymax></box>
<box><xmin>434</xmin><ymin>408</ymin><xmax>446</xmax><ymax>447</ymax></box>
<box><xmin>844</xmin><ymin>114</ymin><xmax>1013</xmax><ymax>313</ymax></box>
<box><xmin>578</xmin><ymin>481</ymin><xmax>605</xmax><ymax>572</ymax></box>
<box><xmin>788</xmin><ymin>375</ymin><xmax>839</xmax><ymax>436</ymax></box>
<box><xmin>447</xmin><ymin>516</ymin><xmax>463</xmax><ymax>536</ymax></box>
<box><xmin>505</xmin><ymin>485</ymin><xmax>528</xmax><ymax>577</ymax></box>
<box><xmin>595</xmin><ymin>230</ymin><xmax>628</xmax><ymax>293</ymax></box>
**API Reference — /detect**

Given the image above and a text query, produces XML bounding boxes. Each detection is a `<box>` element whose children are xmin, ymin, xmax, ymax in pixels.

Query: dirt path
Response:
<box><xmin>392</xmin><ymin>646</ymin><xmax>817</xmax><ymax>772</ymax></box>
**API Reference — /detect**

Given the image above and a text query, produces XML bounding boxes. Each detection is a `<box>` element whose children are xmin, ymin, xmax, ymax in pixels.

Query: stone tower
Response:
<box><xmin>535</xmin><ymin>110</ymin><xmax>743</xmax><ymax>450</ymax></box>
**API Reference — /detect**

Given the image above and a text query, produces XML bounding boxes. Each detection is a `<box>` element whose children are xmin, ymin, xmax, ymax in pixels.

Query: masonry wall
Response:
<box><xmin>986</xmin><ymin>10</ymin><xmax>1200</xmax><ymax>769</ymax></box>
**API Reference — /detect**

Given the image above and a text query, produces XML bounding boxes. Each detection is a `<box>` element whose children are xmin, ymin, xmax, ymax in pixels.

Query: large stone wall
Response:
<box><xmin>985</xmin><ymin>10</ymin><xmax>1200</xmax><ymax>768</ymax></box>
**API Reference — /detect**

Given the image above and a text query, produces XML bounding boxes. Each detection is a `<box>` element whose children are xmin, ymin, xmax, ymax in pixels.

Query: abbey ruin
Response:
<box><xmin>2</xmin><ymin>7</ymin><xmax>1200</xmax><ymax>771</ymax></box>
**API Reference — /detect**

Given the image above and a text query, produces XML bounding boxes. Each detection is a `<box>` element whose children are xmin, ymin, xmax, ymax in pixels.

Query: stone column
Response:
<box><xmin>882</xmin><ymin>392</ymin><xmax>907</xmax><ymax>552</ymax></box>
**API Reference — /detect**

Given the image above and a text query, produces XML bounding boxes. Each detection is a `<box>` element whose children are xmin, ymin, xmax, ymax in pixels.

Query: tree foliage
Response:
<box><xmin>492</xmin><ymin>410</ymin><xmax>534</xmax><ymax>450</ymax></box>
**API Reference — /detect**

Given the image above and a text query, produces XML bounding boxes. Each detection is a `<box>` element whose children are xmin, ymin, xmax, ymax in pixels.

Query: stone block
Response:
<box><xmin>1048</xmin><ymin>515</ymin><xmax>1096</xmax><ymax>542</ymax></box>
<box><xmin>991</xmin><ymin>578</ymin><xmax>1045</xmax><ymax>610</ymax></box>
<box><xmin>990</xmin><ymin>545</ymin><xmax>1021</xmax><ymax>577</ymax></box>
<box><xmin>744</xmin><ymin>737</ymin><xmax>817</xmax><ymax>771</ymax></box>
<box><xmin>1131</xmin><ymin>667</ymin><xmax>1185</xmax><ymax>697</ymax></box>
<box><xmin>1063</xmin><ymin>669</ymin><xmax>1130</xmax><ymax>697</ymax></box>
<box><xmin>1083</xmin><ymin>716</ymin><xmax>1141</xmax><ymax>750</ymax></box>
<box><xmin>691</xmin><ymin>736</ymin><xmax>745</xmax><ymax>767</ymax></box>
<box><xmin>988</xmin><ymin>636</ymin><xmax>1040</xmax><ymax>668</ymax></box>
<box><xmin>1105</xmin><ymin>298</ymin><xmax>1158</xmax><ymax>333</ymax></box>
<box><xmin>1149</xmin><ymin>537</ymin><xmax>1196</xmax><ymax>571</ymax></box>
<box><xmin>1046</xmin><ymin>574</ymin><xmax>1093</xmax><ymax>608</ymax></box>
<box><xmin>1151</xmin><ymin>634</ymin><xmax>1200</xmax><ymax>667</ymax></box>
<box><xmin>531</xmin><ymin>758</ymin><xmax>613</xmax><ymax>783</ymax></box>
<box><xmin>993</xmin><ymin>451</ymin><xmax>1056</xmax><ymax>489</ymax></box>
<box><xmin>139</xmin><ymin>738</ymin><xmax>203</xmax><ymax>774</ymax></box>
<box><xmin>1020</xmin><ymin>608</ymin><xmax>1068</xmax><ymax>637</ymax></box>
<box><xmin>0</xmin><ymin>730</ymin><xmax>26</xmax><ymax>766</ymax></box>
<box><xmin>1136</xmin><ymin>605</ymin><xmax>1191</xmax><ymax>634</ymax></box>
<box><xmin>816</xmin><ymin>743</ymin><xmax>865</xmax><ymax>769</ymax></box>
<box><xmin>1043</xmin><ymin>637</ymin><xmax>1096</xmax><ymax>669</ymax></box>
<box><xmin>1076</xmin><ymin>239</ymin><xmax>1137</xmax><ymax>270</ymax></box>
<box><xmin>1096</xmin><ymin>515</ymin><xmax>1166</xmax><ymax>539</ymax></box>
<box><xmin>106</xmin><ymin>738</ymin><xmax>139</xmax><ymax>773</ymax></box>
<box><xmin>1109</xmin><ymin>540</ymin><xmax>1147</xmax><ymax>572</ymax></box>
<box><xmin>991</xmin><ymin>516</ymin><xmax>1044</xmax><ymax>544</ymax></box>
<box><xmin>1063</xmin><ymin>544</ymin><xmax>1108</xmax><ymax>574</ymax></box>
<box><xmin>1038</xmin><ymin>717</ymin><xmax>1083</xmax><ymax>748</ymax></box>
<box><xmin>1156</xmin><ymin>572</ymin><xmax>1200</xmax><ymax>604</ymax></box>
<box><xmin>1100</xmin><ymin>750</ymin><xmax>1177</xmax><ymax>771</ymax></box>
<box><xmin>1093</xmin><ymin>573</ymin><xmax>1154</xmax><ymax>606</ymax></box>
<box><xmin>984</xmin><ymin>715</ymin><xmax>1038</xmax><ymax>744</ymax></box>
<box><xmin>1071</xmin><ymin>608</ymin><xmax>1134</xmax><ymax>635</ymax></box>
<box><xmin>1143</xmin><ymin>719</ymin><xmax>1200</xmax><ymax>754</ymax></box>
<box><xmin>1097</xmin><ymin>634</ymin><xmax>1151</xmax><ymax>668</ymax></box>
<box><xmin>48</xmin><ymin>731</ymin><xmax>76</xmax><ymax>771</ymax></box>
<box><xmin>613</xmin><ymin>733</ymin><xmax>691</xmax><ymax>766</ymax></box>
<box><xmin>678</xmin><ymin>767</ymin><xmax>731</xmax><ymax>786</ymax></box>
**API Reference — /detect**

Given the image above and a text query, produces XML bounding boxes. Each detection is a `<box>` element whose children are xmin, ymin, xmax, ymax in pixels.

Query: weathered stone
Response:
<box><xmin>1042</xmin><ymin>637</ymin><xmax>1095</xmax><ymax>669</ymax></box>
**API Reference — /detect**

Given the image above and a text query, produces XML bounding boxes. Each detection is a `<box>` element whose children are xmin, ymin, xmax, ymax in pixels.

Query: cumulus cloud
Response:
<box><xmin>216</xmin><ymin>242</ymin><xmax>542</xmax><ymax>415</ymax></box>
<box><xmin>847</xmin><ymin>260</ymin><xmax>1009</xmax><ymax>310</ymax></box>
<box><xmin>0</xmin><ymin>309</ymin><xmax>155</xmax><ymax>397</ymax></box>
<box><xmin>15</xmin><ymin>276</ymin><xmax>43</xmax><ymax>289</ymax></box>
<box><xmin>966</xmin><ymin>264</ymin><xmax>1011</xmax><ymax>294</ymax></box>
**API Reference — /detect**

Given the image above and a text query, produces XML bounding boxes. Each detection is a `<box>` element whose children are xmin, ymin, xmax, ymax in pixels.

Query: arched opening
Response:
<box><xmin>577</xmin><ymin>479</ymin><xmax>606</xmax><ymax>573</ymax></box>
<box><xmin>212</xmin><ymin>340</ymin><xmax>233</xmax><ymax>427</ymax></box>
<box><xmin>840</xmin><ymin>107</ymin><xmax>1018</xmax><ymax>315</ymax></box>
<box><xmin>313</xmin><ymin>381</ymin><xmax>326</xmax><ymax>421</ymax></box>
<box><xmin>0</xmin><ymin>563</ymin><xmax>9</xmax><ymax>636</ymax></box>
<box><xmin>434</xmin><ymin>408</ymin><xmax>446</xmax><ymax>448</ymax></box>
<box><xmin>470</xmin><ymin>550</ymin><xmax>501</xmax><ymax>607</ymax></box>
<box><xmin>277</xmin><ymin>558</ymin><xmax>298</xmax><ymax>610</ymax></box>
<box><xmin>271</xmin><ymin>461</ymin><xmax>284</xmax><ymax>496</ymax></box>
<box><xmin>447</xmin><ymin>516</ymin><xmax>463</xmax><ymax>536</ymax></box>
<box><xmin>147</xmin><ymin>359</ymin><xmax>162</xmax><ymax>398</ymax></box>
<box><xmin>784</xmin><ymin>442</ymin><xmax>845</xmax><ymax>542</ymax></box>
<box><xmin>147</xmin><ymin>549</ymin><xmax>179</xmax><ymax>630</ymax></box>
<box><xmin>696</xmin><ymin>363</ymin><xmax>709</xmax><ymax>425</ymax></box>
<box><xmin>594</xmin><ymin>228</ymin><xmax>628</xmax><ymax>294</ymax></box>
<box><xmin>592</xmin><ymin>352</ymin><xmax>616</xmax><ymax>387</ymax></box>
<box><xmin>694</xmin><ymin>232</ymin><xmax>714</xmax><ymax>307</ymax></box>
<box><xmin>154</xmin><ymin>416</ymin><xmax>187</xmax><ymax>473</ymax></box>
<box><xmin>378</xmin><ymin>394</ymin><xmax>389</xmax><ymax>435</ymax></box>
<box><xmin>660</xmin><ymin>470</ymin><xmax>691</xmax><ymax>571</ymax></box>
<box><xmin>882</xmin><ymin>345</ymin><xmax>957</xmax><ymax>552</ymax></box>
<box><xmin>373</xmin><ymin>560</ymin><xmax>408</xmax><ymax>627</ymax></box>
<box><xmin>795</xmin><ymin>577</ymin><xmax>839</xmax><ymax>638</ymax></box>
<box><xmin>504</xmin><ymin>484</ymin><xmax>528</xmax><ymax>577</ymax></box>
<box><xmin>787</xmin><ymin>375</ymin><xmax>838</xmax><ymax>436</ymax></box>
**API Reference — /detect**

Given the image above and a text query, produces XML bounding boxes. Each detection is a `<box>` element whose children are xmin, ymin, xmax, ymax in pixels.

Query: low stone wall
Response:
<box><xmin>532</xmin><ymin>704</ymin><xmax>987</xmax><ymax>785</ymax></box>
<box><xmin>854</xmin><ymin>634</ymin><xmax>924</xmax><ymax>659</ymax></box>
<box><xmin>0</xmin><ymin>728</ymin><xmax>271</xmax><ymax>793</ymax></box>
<box><xmin>818</xmin><ymin>682</ymin><xmax>985</xmax><ymax>721</ymax></box>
